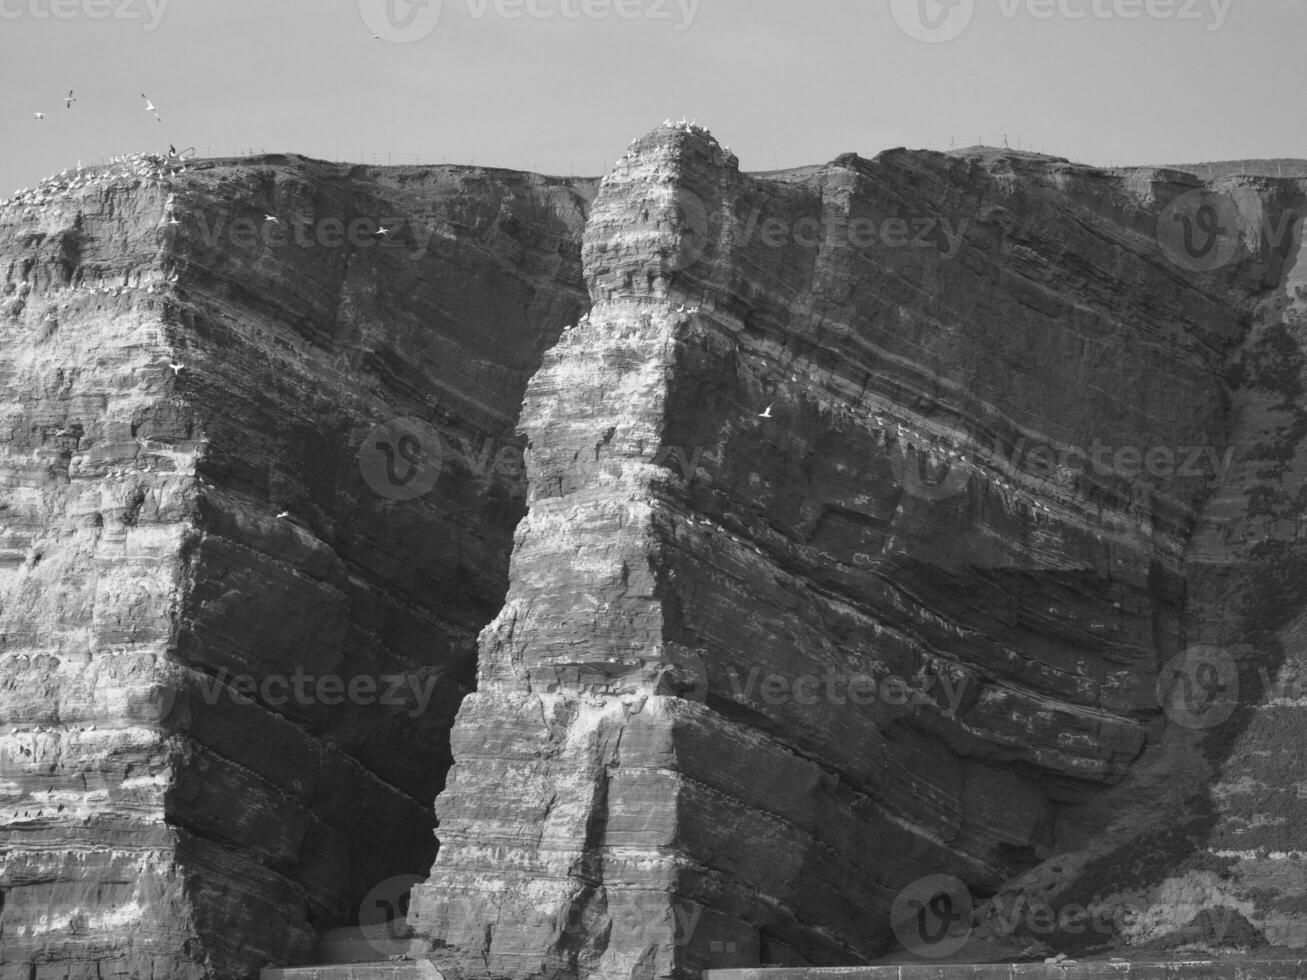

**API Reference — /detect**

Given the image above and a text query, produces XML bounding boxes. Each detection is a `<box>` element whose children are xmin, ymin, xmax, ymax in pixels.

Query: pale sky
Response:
<box><xmin>1</xmin><ymin>0</ymin><xmax>1304</xmax><ymax>195</ymax></box>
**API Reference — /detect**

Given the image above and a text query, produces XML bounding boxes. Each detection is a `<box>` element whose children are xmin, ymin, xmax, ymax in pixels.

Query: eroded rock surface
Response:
<box><xmin>0</xmin><ymin>153</ymin><xmax>594</xmax><ymax>979</ymax></box>
<box><xmin>5</xmin><ymin>128</ymin><xmax>1307</xmax><ymax>980</ymax></box>
<box><xmin>411</xmin><ymin>126</ymin><xmax>1307</xmax><ymax>978</ymax></box>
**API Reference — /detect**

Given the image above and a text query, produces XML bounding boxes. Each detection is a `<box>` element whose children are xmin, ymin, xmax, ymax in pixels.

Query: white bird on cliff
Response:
<box><xmin>758</xmin><ymin>404</ymin><xmax>774</xmax><ymax>420</ymax></box>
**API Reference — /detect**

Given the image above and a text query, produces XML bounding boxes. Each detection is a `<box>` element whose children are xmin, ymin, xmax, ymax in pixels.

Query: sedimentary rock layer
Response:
<box><xmin>5</xmin><ymin>127</ymin><xmax>1307</xmax><ymax>980</ymax></box>
<box><xmin>0</xmin><ymin>154</ymin><xmax>594</xmax><ymax>979</ymax></box>
<box><xmin>411</xmin><ymin>125</ymin><xmax>1306</xmax><ymax>978</ymax></box>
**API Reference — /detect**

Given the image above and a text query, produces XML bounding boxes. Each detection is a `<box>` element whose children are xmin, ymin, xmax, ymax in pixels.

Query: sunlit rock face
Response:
<box><xmin>411</xmin><ymin>126</ymin><xmax>1307</xmax><ymax>978</ymax></box>
<box><xmin>0</xmin><ymin>153</ymin><xmax>594</xmax><ymax>980</ymax></box>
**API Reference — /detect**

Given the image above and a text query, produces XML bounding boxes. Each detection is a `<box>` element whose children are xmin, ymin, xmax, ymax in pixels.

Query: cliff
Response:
<box><xmin>3</xmin><ymin>125</ymin><xmax>1307</xmax><ymax>980</ymax></box>
<box><xmin>0</xmin><ymin>152</ymin><xmax>594</xmax><ymax>978</ymax></box>
<box><xmin>410</xmin><ymin>126</ymin><xmax>1307</xmax><ymax>978</ymax></box>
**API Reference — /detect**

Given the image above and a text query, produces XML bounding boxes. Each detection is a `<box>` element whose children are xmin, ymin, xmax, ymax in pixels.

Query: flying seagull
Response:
<box><xmin>373</xmin><ymin>225</ymin><xmax>391</xmax><ymax>239</ymax></box>
<box><xmin>168</xmin><ymin>361</ymin><xmax>184</xmax><ymax>374</ymax></box>
<box><xmin>370</xmin><ymin>32</ymin><xmax>383</xmax><ymax>39</ymax></box>
<box><xmin>758</xmin><ymin>404</ymin><xmax>774</xmax><ymax>420</ymax></box>
<box><xmin>33</xmin><ymin>112</ymin><xmax>45</xmax><ymax>120</ymax></box>
<box><xmin>141</xmin><ymin>93</ymin><xmax>161</xmax><ymax>122</ymax></box>
<box><xmin>264</xmin><ymin>213</ymin><xmax>280</xmax><ymax>223</ymax></box>
<box><xmin>64</xmin><ymin>90</ymin><xmax>76</xmax><ymax>109</ymax></box>
<box><xmin>276</xmin><ymin>510</ymin><xmax>290</xmax><ymax>519</ymax></box>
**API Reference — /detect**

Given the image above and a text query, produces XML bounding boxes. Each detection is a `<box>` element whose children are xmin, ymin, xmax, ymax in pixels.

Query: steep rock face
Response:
<box><xmin>996</xmin><ymin>176</ymin><xmax>1307</xmax><ymax>958</ymax></box>
<box><xmin>0</xmin><ymin>155</ymin><xmax>594</xmax><ymax>979</ymax></box>
<box><xmin>5</xmin><ymin>129</ymin><xmax>1306</xmax><ymax>980</ymax></box>
<box><xmin>412</xmin><ymin>127</ymin><xmax>1303</xmax><ymax>977</ymax></box>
